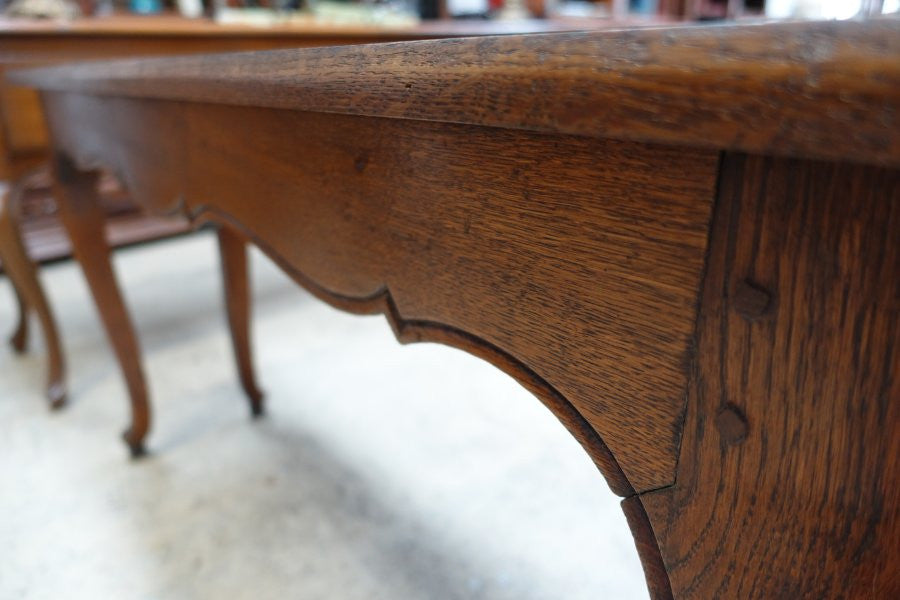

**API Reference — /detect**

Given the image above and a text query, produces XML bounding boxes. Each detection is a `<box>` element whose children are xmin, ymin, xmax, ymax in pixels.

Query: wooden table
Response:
<box><xmin>1</xmin><ymin>13</ymin><xmax>654</xmax><ymax>258</ymax></box>
<box><xmin>11</xmin><ymin>19</ymin><xmax>899</xmax><ymax>599</ymax></box>
<box><xmin>0</xmin><ymin>12</ymin><xmax>654</xmax><ymax>424</ymax></box>
<box><xmin>1</xmin><ymin>13</ymin><xmax>647</xmax><ymax>167</ymax></box>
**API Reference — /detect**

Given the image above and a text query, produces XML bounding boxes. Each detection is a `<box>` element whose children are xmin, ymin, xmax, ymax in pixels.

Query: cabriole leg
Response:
<box><xmin>217</xmin><ymin>223</ymin><xmax>264</xmax><ymax>417</ymax></box>
<box><xmin>51</xmin><ymin>153</ymin><xmax>150</xmax><ymax>456</ymax></box>
<box><xmin>0</xmin><ymin>179</ymin><xmax>66</xmax><ymax>408</ymax></box>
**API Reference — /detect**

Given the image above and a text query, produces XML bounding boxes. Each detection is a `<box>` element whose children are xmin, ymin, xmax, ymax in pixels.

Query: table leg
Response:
<box><xmin>51</xmin><ymin>154</ymin><xmax>150</xmax><ymax>456</ymax></box>
<box><xmin>0</xmin><ymin>179</ymin><xmax>66</xmax><ymax>408</ymax></box>
<box><xmin>8</xmin><ymin>274</ymin><xmax>28</xmax><ymax>353</ymax></box>
<box><xmin>217</xmin><ymin>224</ymin><xmax>264</xmax><ymax>417</ymax></box>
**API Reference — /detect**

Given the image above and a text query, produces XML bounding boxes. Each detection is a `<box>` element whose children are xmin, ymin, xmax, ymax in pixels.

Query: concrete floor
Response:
<box><xmin>0</xmin><ymin>231</ymin><xmax>647</xmax><ymax>600</ymax></box>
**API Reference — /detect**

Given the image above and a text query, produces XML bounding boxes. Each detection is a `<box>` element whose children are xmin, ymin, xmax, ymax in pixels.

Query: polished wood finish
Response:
<box><xmin>0</xmin><ymin>13</ymin><xmax>657</xmax><ymax>179</ymax></box>
<box><xmin>51</xmin><ymin>156</ymin><xmax>150</xmax><ymax>455</ymax></box>
<box><xmin>217</xmin><ymin>223</ymin><xmax>264</xmax><ymax>417</ymax></box>
<box><xmin>14</xmin><ymin>20</ymin><xmax>899</xmax><ymax>598</ymax></box>
<box><xmin>39</xmin><ymin>93</ymin><xmax>720</xmax><ymax>493</ymax></box>
<box><xmin>0</xmin><ymin>14</ymin><xmax>643</xmax><ymax>429</ymax></box>
<box><xmin>0</xmin><ymin>175</ymin><xmax>65</xmax><ymax>407</ymax></box>
<box><xmin>15</xmin><ymin>20</ymin><xmax>900</xmax><ymax>167</ymax></box>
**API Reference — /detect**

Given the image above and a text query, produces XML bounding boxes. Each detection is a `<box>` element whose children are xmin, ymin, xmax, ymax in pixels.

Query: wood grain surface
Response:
<box><xmin>11</xmin><ymin>20</ymin><xmax>900</xmax><ymax>166</ymax></box>
<box><xmin>0</xmin><ymin>13</ymin><xmax>647</xmax><ymax>178</ymax></box>
<box><xmin>41</xmin><ymin>91</ymin><xmax>720</xmax><ymax>494</ymax></box>
<box><xmin>641</xmin><ymin>153</ymin><xmax>900</xmax><ymax>598</ymax></box>
<box><xmin>18</xmin><ymin>21</ymin><xmax>900</xmax><ymax>598</ymax></box>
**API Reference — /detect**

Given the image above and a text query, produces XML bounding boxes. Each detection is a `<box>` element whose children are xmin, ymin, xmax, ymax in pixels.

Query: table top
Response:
<box><xmin>12</xmin><ymin>19</ymin><xmax>900</xmax><ymax>167</ymax></box>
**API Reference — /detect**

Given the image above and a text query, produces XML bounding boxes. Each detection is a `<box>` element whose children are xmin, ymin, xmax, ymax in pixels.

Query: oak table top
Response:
<box><xmin>0</xmin><ymin>12</ymin><xmax>665</xmax><ymax>262</ymax></box>
<box><xmin>12</xmin><ymin>19</ymin><xmax>900</xmax><ymax>599</ymax></box>
<box><xmin>1</xmin><ymin>13</ymin><xmax>654</xmax><ymax>172</ymax></box>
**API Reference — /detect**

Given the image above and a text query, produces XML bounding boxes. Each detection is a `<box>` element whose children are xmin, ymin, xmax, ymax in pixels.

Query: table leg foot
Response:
<box><xmin>8</xmin><ymin>283</ymin><xmax>28</xmax><ymax>353</ymax></box>
<box><xmin>250</xmin><ymin>401</ymin><xmax>265</xmax><ymax>419</ymax></box>
<box><xmin>123</xmin><ymin>429</ymin><xmax>148</xmax><ymax>458</ymax></box>
<box><xmin>47</xmin><ymin>382</ymin><xmax>66</xmax><ymax>410</ymax></box>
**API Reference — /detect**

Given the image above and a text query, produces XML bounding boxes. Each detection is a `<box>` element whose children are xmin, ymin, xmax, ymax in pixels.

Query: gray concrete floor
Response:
<box><xmin>0</xmin><ymin>231</ymin><xmax>647</xmax><ymax>599</ymax></box>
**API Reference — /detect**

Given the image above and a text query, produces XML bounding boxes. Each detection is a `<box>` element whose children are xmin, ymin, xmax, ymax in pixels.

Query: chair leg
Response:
<box><xmin>0</xmin><ymin>180</ymin><xmax>66</xmax><ymax>408</ymax></box>
<box><xmin>217</xmin><ymin>224</ymin><xmax>264</xmax><ymax>417</ymax></box>
<box><xmin>52</xmin><ymin>154</ymin><xmax>150</xmax><ymax>456</ymax></box>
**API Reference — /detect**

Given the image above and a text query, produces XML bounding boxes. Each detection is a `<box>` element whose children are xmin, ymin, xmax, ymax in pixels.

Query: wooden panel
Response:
<box><xmin>641</xmin><ymin>154</ymin><xmax>900</xmax><ymax>598</ymax></box>
<box><xmin>42</xmin><ymin>92</ymin><xmax>720</xmax><ymax>494</ymax></box>
<box><xmin>1</xmin><ymin>83</ymin><xmax>48</xmax><ymax>151</ymax></box>
<box><xmin>13</xmin><ymin>20</ymin><xmax>900</xmax><ymax>166</ymax></box>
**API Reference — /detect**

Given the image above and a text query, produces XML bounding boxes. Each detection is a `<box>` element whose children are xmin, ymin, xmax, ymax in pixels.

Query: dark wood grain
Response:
<box><xmin>641</xmin><ymin>153</ymin><xmax>900</xmax><ymax>598</ymax></box>
<box><xmin>15</xmin><ymin>21</ymin><xmax>900</xmax><ymax>598</ymax></box>
<box><xmin>42</xmin><ymin>92</ymin><xmax>720</xmax><ymax>493</ymax></box>
<box><xmin>11</xmin><ymin>20</ymin><xmax>900</xmax><ymax>166</ymax></box>
<box><xmin>622</xmin><ymin>495</ymin><xmax>674</xmax><ymax>600</ymax></box>
<box><xmin>0</xmin><ymin>13</ymin><xmax>651</xmax><ymax>167</ymax></box>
